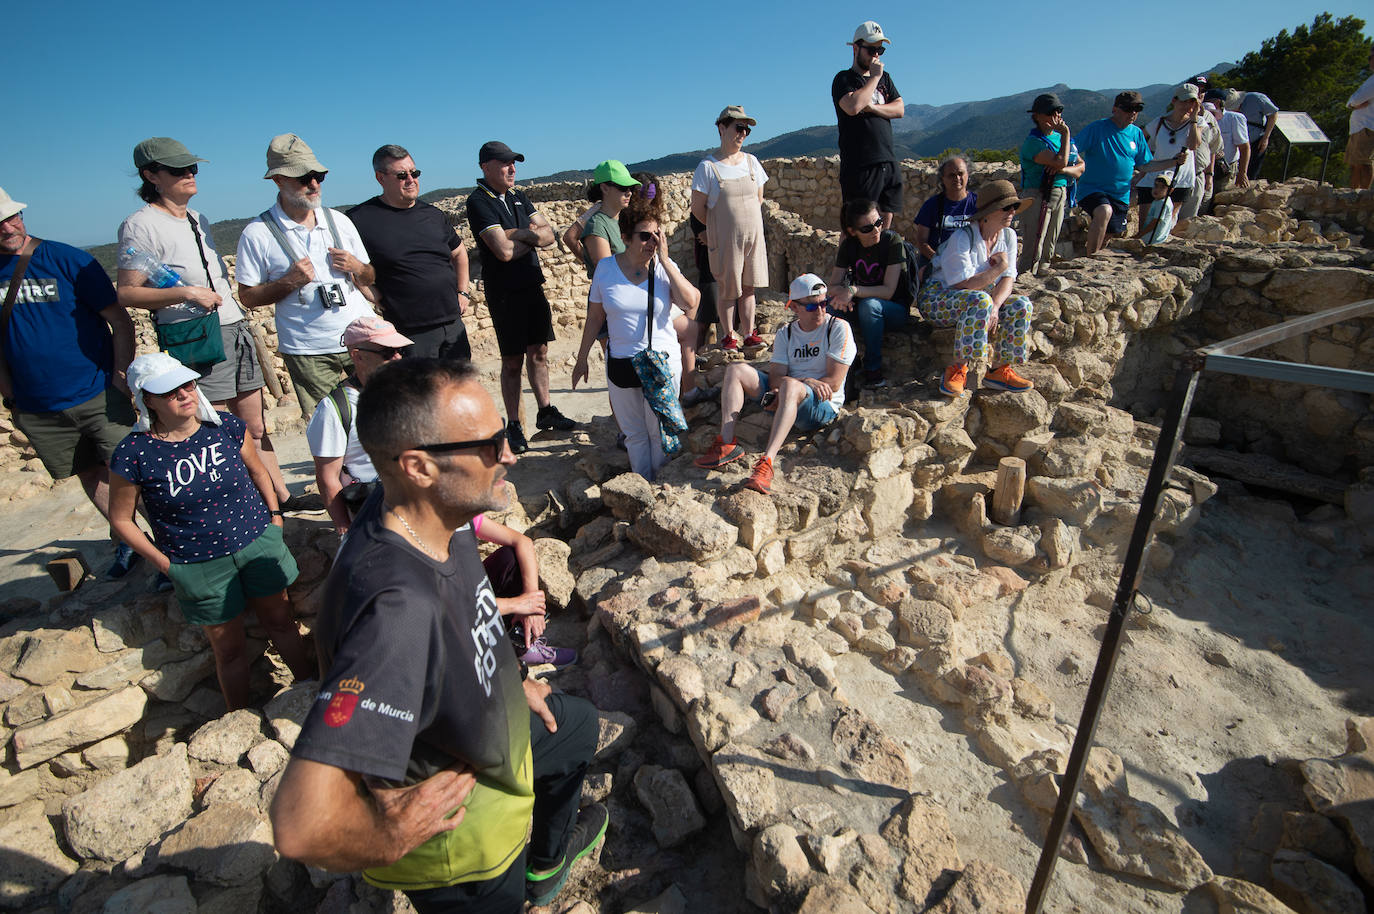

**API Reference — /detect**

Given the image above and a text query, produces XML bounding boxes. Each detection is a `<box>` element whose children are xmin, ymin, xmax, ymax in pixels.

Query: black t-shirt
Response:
<box><xmin>836</xmin><ymin>230</ymin><xmax>906</xmax><ymax>293</ymax></box>
<box><xmin>466</xmin><ymin>180</ymin><xmax>544</xmax><ymax>292</ymax></box>
<box><xmin>348</xmin><ymin>197</ymin><xmax>462</xmax><ymax>330</ymax></box>
<box><xmin>831</xmin><ymin>68</ymin><xmax>901</xmax><ymax>170</ymax></box>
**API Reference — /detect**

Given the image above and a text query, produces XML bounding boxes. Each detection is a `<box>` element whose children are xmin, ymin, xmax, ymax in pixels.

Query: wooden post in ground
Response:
<box><xmin>990</xmin><ymin>457</ymin><xmax>1026</xmax><ymax>526</ymax></box>
<box><xmin>45</xmin><ymin>551</ymin><xmax>90</xmax><ymax>592</ymax></box>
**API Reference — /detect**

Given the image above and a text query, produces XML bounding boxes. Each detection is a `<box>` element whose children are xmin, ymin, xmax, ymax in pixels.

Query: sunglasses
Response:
<box><xmin>390</xmin><ymin>169</ymin><xmax>421</xmax><ymax>180</ymax></box>
<box><xmin>860</xmin><ymin>43</ymin><xmax>885</xmax><ymax>55</ymax></box>
<box><xmin>634</xmin><ymin>231</ymin><xmax>658</xmax><ymax>243</ymax></box>
<box><xmin>794</xmin><ymin>298</ymin><xmax>826</xmax><ymax>312</ymax></box>
<box><xmin>1001</xmin><ymin>204</ymin><xmax>1020</xmax><ymax>213</ymax></box>
<box><xmin>355</xmin><ymin>344</ymin><xmax>404</xmax><ymax>358</ymax></box>
<box><xmin>160</xmin><ymin>164</ymin><xmax>198</xmax><ymax>178</ymax></box>
<box><xmin>1120</xmin><ymin>104</ymin><xmax>1145</xmax><ymax>113</ymax></box>
<box><xmin>399</xmin><ymin>421</ymin><xmax>509</xmax><ymax>461</ymax></box>
<box><xmin>297</xmin><ymin>172</ymin><xmax>327</xmax><ymax>186</ymax></box>
<box><xmin>854</xmin><ymin>220</ymin><xmax>882</xmax><ymax>234</ymax></box>
<box><xmin>720</xmin><ymin>122</ymin><xmax>751</xmax><ymax>135</ymax></box>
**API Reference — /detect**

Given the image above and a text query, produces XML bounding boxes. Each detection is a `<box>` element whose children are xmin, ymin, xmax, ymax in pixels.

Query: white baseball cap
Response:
<box><xmin>788</xmin><ymin>273</ymin><xmax>828</xmax><ymax>303</ymax></box>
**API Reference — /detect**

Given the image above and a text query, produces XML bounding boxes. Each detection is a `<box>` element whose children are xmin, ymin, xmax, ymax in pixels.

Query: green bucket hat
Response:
<box><xmin>133</xmin><ymin>137</ymin><xmax>207</xmax><ymax>170</ymax></box>
<box><xmin>592</xmin><ymin>160</ymin><xmax>640</xmax><ymax>188</ymax></box>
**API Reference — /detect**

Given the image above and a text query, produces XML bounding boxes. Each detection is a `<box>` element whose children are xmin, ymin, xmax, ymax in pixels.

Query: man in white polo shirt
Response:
<box><xmin>236</xmin><ymin>133</ymin><xmax>375</xmax><ymax>419</ymax></box>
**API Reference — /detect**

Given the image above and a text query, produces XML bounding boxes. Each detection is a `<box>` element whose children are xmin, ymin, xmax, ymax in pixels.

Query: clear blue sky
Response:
<box><xmin>8</xmin><ymin>0</ymin><xmax>1367</xmax><ymax>245</ymax></box>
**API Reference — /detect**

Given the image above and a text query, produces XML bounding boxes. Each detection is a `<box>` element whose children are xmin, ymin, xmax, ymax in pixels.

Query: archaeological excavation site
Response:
<box><xmin>0</xmin><ymin>157</ymin><xmax>1371</xmax><ymax>914</ymax></box>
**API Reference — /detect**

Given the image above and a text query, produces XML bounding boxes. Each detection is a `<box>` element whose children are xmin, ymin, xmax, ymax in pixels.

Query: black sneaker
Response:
<box><xmin>536</xmin><ymin>405</ymin><xmax>576</xmax><ymax>431</ymax></box>
<box><xmin>105</xmin><ymin>543</ymin><xmax>140</xmax><ymax>579</ymax></box>
<box><xmin>862</xmin><ymin>370</ymin><xmax>890</xmax><ymax>389</ymax></box>
<box><xmin>507</xmin><ymin>420</ymin><xmax>529</xmax><ymax>455</ymax></box>
<box><xmin>526</xmin><ymin>803</ymin><xmax>609</xmax><ymax>906</ymax></box>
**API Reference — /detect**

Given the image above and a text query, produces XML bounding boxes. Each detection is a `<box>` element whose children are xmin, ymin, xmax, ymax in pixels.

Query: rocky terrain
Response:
<box><xmin>0</xmin><ymin>158</ymin><xmax>1371</xmax><ymax>914</ymax></box>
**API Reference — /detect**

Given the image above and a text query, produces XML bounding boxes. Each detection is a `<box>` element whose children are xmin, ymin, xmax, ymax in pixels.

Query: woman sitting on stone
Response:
<box><xmin>109</xmin><ymin>352</ymin><xmax>311</xmax><ymax>711</ymax></box>
<box><xmin>918</xmin><ymin>179</ymin><xmax>1035</xmax><ymax>398</ymax></box>
<box><xmin>826</xmin><ymin>197</ymin><xmax>913</xmax><ymax>389</ymax></box>
<box><xmin>572</xmin><ymin>200</ymin><xmax>699</xmax><ymax>480</ymax></box>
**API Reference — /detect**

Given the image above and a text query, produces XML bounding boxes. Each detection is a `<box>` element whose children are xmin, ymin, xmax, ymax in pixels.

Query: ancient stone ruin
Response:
<box><xmin>0</xmin><ymin>157</ymin><xmax>1371</xmax><ymax>914</ymax></box>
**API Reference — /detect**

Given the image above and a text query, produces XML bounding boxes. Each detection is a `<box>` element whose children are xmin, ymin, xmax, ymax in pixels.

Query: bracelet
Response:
<box><xmin>270</xmin><ymin>510</ymin><xmax>284</xmax><ymax>516</ymax></box>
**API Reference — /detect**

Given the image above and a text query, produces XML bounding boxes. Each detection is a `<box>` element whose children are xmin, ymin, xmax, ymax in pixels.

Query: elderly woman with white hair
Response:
<box><xmin>108</xmin><ymin>352</ymin><xmax>311</xmax><ymax>710</ymax></box>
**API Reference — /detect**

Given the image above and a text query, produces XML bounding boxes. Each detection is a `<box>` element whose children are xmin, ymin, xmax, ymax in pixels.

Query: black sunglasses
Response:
<box><xmin>860</xmin><ymin>43</ymin><xmax>885</xmax><ymax>55</ymax></box>
<box><xmin>390</xmin><ymin>169</ymin><xmax>421</xmax><ymax>180</ymax></box>
<box><xmin>399</xmin><ymin>422</ymin><xmax>508</xmax><ymax>460</ymax></box>
<box><xmin>854</xmin><ymin>220</ymin><xmax>882</xmax><ymax>234</ymax></box>
<box><xmin>1001</xmin><ymin>204</ymin><xmax>1020</xmax><ymax>213</ymax></box>
<box><xmin>297</xmin><ymin>172</ymin><xmax>327</xmax><ymax>186</ymax></box>
<box><xmin>355</xmin><ymin>344</ymin><xmax>404</xmax><ymax>358</ymax></box>
<box><xmin>160</xmin><ymin>164</ymin><xmax>198</xmax><ymax>177</ymax></box>
<box><xmin>632</xmin><ymin>230</ymin><xmax>659</xmax><ymax>243</ymax></box>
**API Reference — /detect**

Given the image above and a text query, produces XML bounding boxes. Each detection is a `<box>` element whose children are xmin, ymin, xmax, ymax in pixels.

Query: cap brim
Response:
<box><xmin>351</xmin><ymin>330</ymin><xmax>414</xmax><ymax>348</ymax></box>
<box><xmin>265</xmin><ymin>164</ymin><xmax>329</xmax><ymax>179</ymax></box>
<box><xmin>155</xmin><ymin>153</ymin><xmax>209</xmax><ymax>168</ymax></box>
<box><xmin>0</xmin><ymin>202</ymin><xmax>26</xmax><ymax>221</ymax></box>
<box><xmin>140</xmin><ymin>365</ymin><xmax>202</xmax><ymax>394</ymax></box>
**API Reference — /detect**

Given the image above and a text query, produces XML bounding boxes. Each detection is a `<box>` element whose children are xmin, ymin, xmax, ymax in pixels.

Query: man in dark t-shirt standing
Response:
<box><xmin>832</xmin><ymin>21</ymin><xmax>906</xmax><ymax>230</ymax></box>
<box><xmin>349</xmin><ymin>144</ymin><xmax>471</xmax><ymax>361</ymax></box>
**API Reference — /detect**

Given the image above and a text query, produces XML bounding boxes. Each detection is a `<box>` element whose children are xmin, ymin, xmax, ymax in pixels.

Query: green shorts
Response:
<box><xmin>283</xmin><ymin>351</ymin><xmax>354</xmax><ymax>420</ymax></box>
<box><xmin>13</xmin><ymin>388</ymin><xmax>136</xmax><ymax>480</ymax></box>
<box><xmin>167</xmin><ymin>523</ymin><xmax>299</xmax><ymax>626</ymax></box>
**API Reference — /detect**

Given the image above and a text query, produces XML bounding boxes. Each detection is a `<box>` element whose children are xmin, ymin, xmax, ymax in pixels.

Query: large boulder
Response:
<box><xmin>630</xmin><ymin>493</ymin><xmax>738</xmax><ymax>560</ymax></box>
<box><xmin>62</xmin><ymin>744</ymin><xmax>193</xmax><ymax>863</ymax></box>
<box><xmin>12</xmin><ymin>684</ymin><xmax>147</xmax><ymax>769</ymax></box>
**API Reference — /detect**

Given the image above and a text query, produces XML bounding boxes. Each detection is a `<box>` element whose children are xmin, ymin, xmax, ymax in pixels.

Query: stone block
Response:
<box><xmin>62</xmin><ymin>743</ymin><xmax>192</xmax><ymax>863</ymax></box>
<box><xmin>13</xmin><ymin>684</ymin><xmax>147</xmax><ymax>770</ymax></box>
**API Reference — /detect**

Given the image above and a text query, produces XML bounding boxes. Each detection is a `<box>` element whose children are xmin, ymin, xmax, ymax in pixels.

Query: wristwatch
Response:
<box><xmin>458</xmin><ymin>290</ymin><xmax>471</xmax><ymax>300</ymax></box>
<box><xmin>270</xmin><ymin>510</ymin><xmax>284</xmax><ymax>516</ymax></box>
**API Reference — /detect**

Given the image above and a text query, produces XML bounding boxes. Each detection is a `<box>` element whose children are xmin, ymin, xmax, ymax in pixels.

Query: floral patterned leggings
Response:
<box><xmin>919</xmin><ymin>279</ymin><xmax>1033</xmax><ymax>365</ymax></box>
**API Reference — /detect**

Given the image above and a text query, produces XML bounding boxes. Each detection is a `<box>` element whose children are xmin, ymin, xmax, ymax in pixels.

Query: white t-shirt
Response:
<box><xmin>931</xmin><ymin>224</ymin><xmax>1018</xmax><ymax>288</ymax></box>
<box><xmin>118</xmin><ymin>205</ymin><xmax>244</xmax><ymax>325</ymax></box>
<box><xmin>1349</xmin><ymin>73</ymin><xmax>1374</xmax><ymax>134</ymax></box>
<box><xmin>305</xmin><ymin>383</ymin><xmax>376</xmax><ymax>483</ymax></box>
<box><xmin>589</xmin><ymin>256</ymin><xmax>678</xmax><ymax>361</ymax></box>
<box><xmin>1217</xmin><ymin>109</ymin><xmax>1250</xmax><ymax>168</ymax></box>
<box><xmin>235</xmin><ymin>202</ymin><xmax>374</xmax><ymax>354</ymax></box>
<box><xmin>770</xmin><ymin>316</ymin><xmax>856</xmax><ymax>410</ymax></box>
<box><xmin>691</xmin><ymin>154</ymin><xmax>768</xmax><ymax>209</ymax></box>
<box><xmin>1137</xmin><ymin>117</ymin><xmax>1197</xmax><ymax>190</ymax></box>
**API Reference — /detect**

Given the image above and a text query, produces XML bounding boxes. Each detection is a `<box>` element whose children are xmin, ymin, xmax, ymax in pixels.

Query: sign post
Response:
<box><xmin>1272</xmin><ymin>112</ymin><xmax>1332</xmax><ymax>184</ymax></box>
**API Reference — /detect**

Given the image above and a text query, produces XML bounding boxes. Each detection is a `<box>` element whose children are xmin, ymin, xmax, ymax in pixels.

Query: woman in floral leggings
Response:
<box><xmin>919</xmin><ymin>179</ymin><xmax>1036</xmax><ymax>397</ymax></box>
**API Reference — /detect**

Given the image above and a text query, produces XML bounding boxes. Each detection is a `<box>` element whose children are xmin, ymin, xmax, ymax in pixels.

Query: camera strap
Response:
<box><xmin>259</xmin><ymin>207</ymin><xmax>354</xmax><ymax>292</ymax></box>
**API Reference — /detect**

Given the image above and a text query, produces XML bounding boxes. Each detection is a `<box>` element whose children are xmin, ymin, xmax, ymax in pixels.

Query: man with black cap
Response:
<box><xmin>236</xmin><ymin>134</ymin><xmax>375</xmax><ymax>420</ymax></box>
<box><xmin>1074</xmin><ymin>92</ymin><xmax>1153</xmax><ymax>255</ymax></box>
<box><xmin>467</xmin><ymin>141</ymin><xmax>574</xmax><ymax>455</ymax></box>
<box><xmin>1018</xmin><ymin>93</ymin><xmax>1083</xmax><ymax>276</ymax></box>
<box><xmin>833</xmin><ymin>21</ymin><xmax>905</xmax><ymax>230</ymax></box>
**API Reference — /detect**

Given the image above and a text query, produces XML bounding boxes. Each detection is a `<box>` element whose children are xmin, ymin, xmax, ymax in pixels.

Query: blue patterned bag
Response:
<box><xmin>631</xmin><ymin>269</ymin><xmax>688</xmax><ymax>455</ymax></box>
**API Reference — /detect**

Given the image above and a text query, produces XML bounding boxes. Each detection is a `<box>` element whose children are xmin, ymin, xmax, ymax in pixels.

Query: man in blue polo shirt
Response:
<box><xmin>0</xmin><ymin>188</ymin><xmax>138</xmax><ymax>575</ymax></box>
<box><xmin>1075</xmin><ymin>91</ymin><xmax>1155</xmax><ymax>255</ymax></box>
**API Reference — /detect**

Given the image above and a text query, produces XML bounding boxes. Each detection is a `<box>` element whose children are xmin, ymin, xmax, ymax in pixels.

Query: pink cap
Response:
<box><xmin>341</xmin><ymin>315</ymin><xmax>414</xmax><ymax>349</ymax></box>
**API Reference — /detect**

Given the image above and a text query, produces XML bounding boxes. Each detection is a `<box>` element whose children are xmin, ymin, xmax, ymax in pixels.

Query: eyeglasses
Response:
<box><xmin>399</xmin><ymin>422</ymin><xmax>509</xmax><ymax>460</ymax></box>
<box><xmin>390</xmin><ymin>170</ymin><xmax>421</xmax><ymax>181</ymax></box>
<box><xmin>860</xmin><ymin>43</ymin><xmax>885</xmax><ymax>55</ymax></box>
<box><xmin>854</xmin><ymin>220</ymin><xmax>882</xmax><ymax>234</ymax></box>
<box><xmin>720</xmin><ymin>122</ymin><xmax>751</xmax><ymax>136</ymax></box>
<box><xmin>160</xmin><ymin>164</ymin><xmax>198</xmax><ymax>177</ymax></box>
<box><xmin>297</xmin><ymin>172</ymin><xmax>327</xmax><ymax>186</ymax></box>
<box><xmin>1119</xmin><ymin>104</ymin><xmax>1145</xmax><ymax>113</ymax></box>
<box><xmin>634</xmin><ymin>231</ymin><xmax>658</xmax><ymax>243</ymax></box>
<box><xmin>354</xmin><ymin>344</ymin><xmax>404</xmax><ymax>358</ymax></box>
<box><xmin>148</xmin><ymin>379</ymin><xmax>197</xmax><ymax>397</ymax></box>
<box><xmin>1001</xmin><ymin>204</ymin><xmax>1020</xmax><ymax>213</ymax></box>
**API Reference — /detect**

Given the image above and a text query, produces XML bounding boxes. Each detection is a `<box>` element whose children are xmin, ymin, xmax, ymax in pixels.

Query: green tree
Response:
<box><xmin>1210</xmin><ymin>13</ymin><xmax>1372</xmax><ymax>183</ymax></box>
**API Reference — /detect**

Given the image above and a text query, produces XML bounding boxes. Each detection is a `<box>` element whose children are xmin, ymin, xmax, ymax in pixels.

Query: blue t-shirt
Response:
<box><xmin>913</xmin><ymin>193</ymin><xmax>979</xmax><ymax>253</ymax></box>
<box><xmin>0</xmin><ymin>240</ymin><xmax>117</xmax><ymax>412</ymax></box>
<box><xmin>1075</xmin><ymin>117</ymin><xmax>1151</xmax><ymax>204</ymax></box>
<box><xmin>110</xmin><ymin>413</ymin><xmax>271</xmax><ymax>563</ymax></box>
<box><xmin>1020</xmin><ymin>130</ymin><xmax>1080</xmax><ymax>190</ymax></box>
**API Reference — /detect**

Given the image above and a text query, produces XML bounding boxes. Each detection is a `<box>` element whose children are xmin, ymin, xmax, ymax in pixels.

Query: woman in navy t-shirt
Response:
<box><xmin>109</xmin><ymin>352</ymin><xmax>311</xmax><ymax>710</ymax></box>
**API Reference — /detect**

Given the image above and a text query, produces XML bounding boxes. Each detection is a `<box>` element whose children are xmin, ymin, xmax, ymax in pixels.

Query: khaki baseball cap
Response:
<box><xmin>0</xmin><ymin>188</ymin><xmax>26</xmax><ymax>222</ymax></box>
<box><xmin>851</xmin><ymin>21</ymin><xmax>889</xmax><ymax>45</ymax></box>
<box><xmin>715</xmin><ymin>105</ymin><xmax>757</xmax><ymax>126</ymax></box>
<box><xmin>133</xmin><ymin>137</ymin><xmax>207</xmax><ymax>170</ymax></box>
<box><xmin>264</xmin><ymin>134</ymin><xmax>328</xmax><ymax>179</ymax></box>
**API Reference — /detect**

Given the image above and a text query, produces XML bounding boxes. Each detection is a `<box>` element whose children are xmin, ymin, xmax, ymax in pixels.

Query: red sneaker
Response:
<box><xmin>744</xmin><ymin>456</ymin><xmax>774</xmax><ymax>495</ymax></box>
<box><xmin>721</xmin><ymin>335</ymin><xmax>739</xmax><ymax>351</ymax></box>
<box><xmin>694</xmin><ymin>436</ymin><xmax>747</xmax><ymax>469</ymax></box>
<box><xmin>742</xmin><ymin>333</ymin><xmax>765</xmax><ymax>348</ymax></box>
<box><xmin>939</xmin><ymin>364</ymin><xmax>968</xmax><ymax>397</ymax></box>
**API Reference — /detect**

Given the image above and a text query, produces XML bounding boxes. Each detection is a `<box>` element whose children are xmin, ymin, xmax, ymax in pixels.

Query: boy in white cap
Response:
<box><xmin>695</xmin><ymin>274</ymin><xmax>856</xmax><ymax>495</ymax></box>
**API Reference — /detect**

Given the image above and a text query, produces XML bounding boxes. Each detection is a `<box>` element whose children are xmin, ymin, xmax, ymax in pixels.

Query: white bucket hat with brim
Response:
<box><xmin>0</xmin><ymin>188</ymin><xmax>27</xmax><ymax>222</ymax></box>
<box><xmin>126</xmin><ymin>352</ymin><xmax>220</xmax><ymax>433</ymax></box>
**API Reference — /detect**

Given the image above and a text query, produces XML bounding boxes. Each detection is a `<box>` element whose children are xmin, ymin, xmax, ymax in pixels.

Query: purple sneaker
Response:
<box><xmin>519</xmin><ymin>637</ymin><xmax>578</xmax><ymax>669</ymax></box>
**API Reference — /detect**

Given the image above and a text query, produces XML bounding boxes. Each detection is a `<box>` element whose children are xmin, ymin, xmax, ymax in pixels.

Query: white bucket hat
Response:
<box><xmin>0</xmin><ymin>188</ymin><xmax>27</xmax><ymax>222</ymax></box>
<box><xmin>125</xmin><ymin>352</ymin><xmax>220</xmax><ymax>433</ymax></box>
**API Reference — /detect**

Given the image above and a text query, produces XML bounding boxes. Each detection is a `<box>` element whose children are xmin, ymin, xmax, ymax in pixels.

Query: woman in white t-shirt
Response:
<box><xmin>690</xmin><ymin>105</ymin><xmax>769</xmax><ymax>351</ymax></box>
<box><xmin>1134</xmin><ymin>85</ymin><xmax>1202</xmax><ymax>230</ymax></box>
<box><xmin>117</xmin><ymin>137</ymin><xmax>292</xmax><ymax>507</ymax></box>
<box><xmin>572</xmin><ymin>202</ymin><xmax>700</xmax><ymax>480</ymax></box>
<box><xmin>918</xmin><ymin>180</ymin><xmax>1036</xmax><ymax>398</ymax></box>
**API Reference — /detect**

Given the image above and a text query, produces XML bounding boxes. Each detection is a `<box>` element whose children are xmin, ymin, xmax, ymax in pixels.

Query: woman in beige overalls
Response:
<box><xmin>690</xmin><ymin>105</ymin><xmax>769</xmax><ymax>351</ymax></box>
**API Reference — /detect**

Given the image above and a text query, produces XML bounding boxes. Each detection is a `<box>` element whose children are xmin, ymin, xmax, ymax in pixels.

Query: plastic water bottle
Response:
<box><xmin>119</xmin><ymin>246</ymin><xmax>184</xmax><ymax>288</ymax></box>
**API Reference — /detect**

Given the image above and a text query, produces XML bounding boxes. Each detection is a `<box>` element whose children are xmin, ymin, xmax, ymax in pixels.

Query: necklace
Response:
<box><xmin>390</xmin><ymin>506</ymin><xmax>440</xmax><ymax>560</ymax></box>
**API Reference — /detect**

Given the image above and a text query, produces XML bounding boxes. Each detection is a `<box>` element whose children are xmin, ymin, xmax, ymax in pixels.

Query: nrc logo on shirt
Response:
<box><xmin>0</xmin><ymin>278</ymin><xmax>59</xmax><ymax>304</ymax></box>
<box><xmin>793</xmin><ymin>342</ymin><xmax>821</xmax><ymax>360</ymax></box>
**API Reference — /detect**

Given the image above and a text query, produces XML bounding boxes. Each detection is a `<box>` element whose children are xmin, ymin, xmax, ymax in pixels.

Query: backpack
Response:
<box><xmin>885</xmin><ymin>230</ymin><xmax>921</xmax><ymax>307</ymax></box>
<box><xmin>326</xmin><ymin>378</ymin><xmax>357</xmax><ymax>436</ymax></box>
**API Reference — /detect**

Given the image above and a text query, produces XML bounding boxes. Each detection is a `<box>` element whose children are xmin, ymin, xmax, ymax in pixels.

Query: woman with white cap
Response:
<box><xmin>117</xmin><ymin>138</ymin><xmax>294</xmax><ymax>509</ymax></box>
<box><xmin>918</xmin><ymin>179</ymin><xmax>1036</xmax><ymax>398</ymax></box>
<box><xmin>108</xmin><ymin>352</ymin><xmax>311</xmax><ymax>711</ymax></box>
<box><xmin>691</xmin><ymin>105</ymin><xmax>769</xmax><ymax>351</ymax></box>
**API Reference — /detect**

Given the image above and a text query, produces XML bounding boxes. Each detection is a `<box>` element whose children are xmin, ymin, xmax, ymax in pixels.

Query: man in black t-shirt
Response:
<box><xmin>466</xmin><ymin>141</ymin><xmax>574</xmax><ymax>455</ymax></box>
<box><xmin>349</xmin><ymin>145</ymin><xmax>471</xmax><ymax>361</ymax></box>
<box><xmin>832</xmin><ymin>21</ymin><xmax>906</xmax><ymax>230</ymax></box>
<box><xmin>271</xmin><ymin>359</ymin><xmax>606</xmax><ymax>913</ymax></box>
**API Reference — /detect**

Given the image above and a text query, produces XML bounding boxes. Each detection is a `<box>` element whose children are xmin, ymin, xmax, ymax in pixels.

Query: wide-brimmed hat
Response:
<box><xmin>133</xmin><ymin>138</ymin><xmax>207</xmax><ymax>170</ymax></box>
<box><xmin>970</xmin><ymin>180</ymin><xmax>1034</xmax><ymax>221</ymax></box>
<box><xmin>264</xmin><ymin>134</ymin><xmax>328</xmax><ymax>179</ymax></box>
<box><xmin>479</xmin><ymin>141</ymin><xmax>524</xmax><ymax>164</ymax></box>
<box><xmin>788</xmin><ymin>273</ymin><xmax>828</xmax><ymax>303</ymax></box>
<box><xmin>1173</xmin><ymin>83</ymin><xmax>1201</xmax><ymax>102</ymax></box>
<box><xmin>592</xmin><ymin>160</ymin><xmax>640</xmax><ymax>188</ymax></box>
<box><xmin>0</xmin><ymin>188</ymin><xmax>26</xmax><ymax>222</ymax></box>
<box><xmin>341</xmin><ymin>315</ymin><xmax>414</xmax><ymax>350</ymax></box>
<box><xmin>850</xmin><ymin>21</ymin><xmax>889</xmax><ymax>46</ymax></box>
<box><xmin>1114</xmin><ymin>90</ymin><xmax>1145</xmax><ymax>110</ymax></box>
<box><xmin>126</xmin><ymin>352</ymin><xmax>218</xmax><ymax>433</ymax></box>
<box><xmin>1028</xmin><ymin>93</ymin><xmax>1064</xmax><ymax>115</ymax></box>
<box><xmin>715</xmin><ymin>105</ymin><xmax>757</xmax><ymax>127</ymax></box>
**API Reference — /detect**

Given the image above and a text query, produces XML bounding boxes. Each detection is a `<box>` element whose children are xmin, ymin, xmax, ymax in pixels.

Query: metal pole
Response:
<box><xmin>1319</xmin><ymin>141</ymin><xmax>1330</xmax><ymax>186</ymax></box>
<box><xmin>1281</xmin><ymin>138</ymin><xmax>1293</xmax><ymax>181</ymax></box>
<box><xmin>1025</xmin><ymin>362</ymin><xmax>1202</xmax><ymax>914</ymax></box>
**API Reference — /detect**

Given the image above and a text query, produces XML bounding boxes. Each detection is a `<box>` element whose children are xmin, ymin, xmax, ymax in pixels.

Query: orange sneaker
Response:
<box><xmin>940</xmin><ymin>364</ymin><xmax>968</xmax><ymax>397</ymax></box>
<box><xmin>984</xmin><ymin>364</ymin><xmax>1033</xmax><ymax>392</ymax></box>
<box><xmin>694</xmin><ymin>436</ymin><xmax>747</xmax><ymax>469</ymax></box>
<box><xmin>745</xmin><ymin>456</ymin><xmax>774</xmax><ymax>495</ymax></box>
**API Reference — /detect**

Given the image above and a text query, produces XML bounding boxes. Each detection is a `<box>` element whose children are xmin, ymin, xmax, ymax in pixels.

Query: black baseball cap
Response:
<box><xmin>478</xmin><ymin>141</ymin><xmax>524</xmax><ymax>164</ymax></box>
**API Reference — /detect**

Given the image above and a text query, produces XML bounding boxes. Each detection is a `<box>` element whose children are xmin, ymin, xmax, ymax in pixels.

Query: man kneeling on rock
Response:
<box><xmin>695</xmin><ymin>274</ymin><xmax>855</xmax><ymax>495</ymax></box>
<box><xmin>270</xmin><ymin>358</ymin><xmax>605</xmax><ymax>914</ymax></box>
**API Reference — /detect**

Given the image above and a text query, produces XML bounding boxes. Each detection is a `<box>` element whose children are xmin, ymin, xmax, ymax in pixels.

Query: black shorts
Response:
<box><xmin>1135</xmin><ymin>186</ymin><xmax>1189</xmax><ymax>206</ymax></box>
<box><xmin>840</xmin><ymin>161</ymin><xmax>904</xmax><ymax>215</ymax></box>
<box><xmin>486</xmin><ymin>285</ymin><xmax>555</xmax><ymax>357</ymax></box>
<box><xmin>1078</xmin><ymin>192</ymin><xmax>1129</xmax><ymax>235</ymax></box>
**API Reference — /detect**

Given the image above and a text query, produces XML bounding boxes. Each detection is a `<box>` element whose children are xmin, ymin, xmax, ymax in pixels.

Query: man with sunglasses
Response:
<box><xmin>349</xmin><ymin>145</ymin><xmax>472</xmax><ymax>361</ymax></box>
<box><xmin>236</xmin><ymin>134</ymin><xmax>375</xmax><ymax>419</ymax></box>
<box><xmin>1074</xmin><ymin>92</ymin><xmax>1153</xmax><ymax>255</ymax></box>
<box><xmin>833</xmin><ymin>21</ymin><xmax>905</xmax><ymax>230</ymax></box>
<box><xmin>273</xmin><ymin>358</ymin><xmax>606</xmax><ymax>914</ymax></box>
